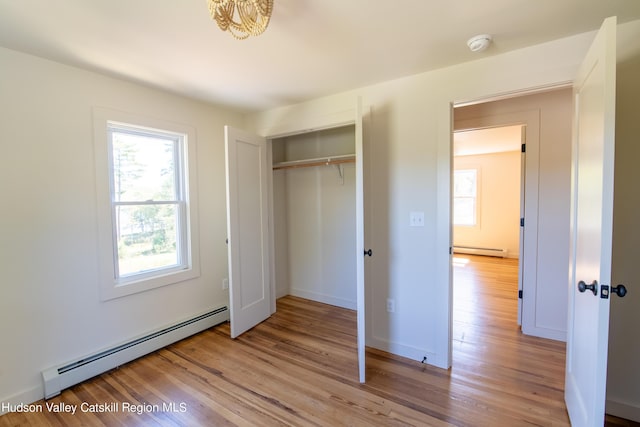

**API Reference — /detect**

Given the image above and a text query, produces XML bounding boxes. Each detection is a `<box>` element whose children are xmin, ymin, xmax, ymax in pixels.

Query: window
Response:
<box><xmin>94</xmin><ymin>108</ymin><xmax>199</xmax><ymax>300</ymax></box>
<box><xmin>453</xmin><ymin>169</ymin><xmax>478</xmax><ymax>226</ymax></box>
<box><xmin>109</xmin><ymin>124</ymin><xmax>187</xmax><ymax>282</ymax></box>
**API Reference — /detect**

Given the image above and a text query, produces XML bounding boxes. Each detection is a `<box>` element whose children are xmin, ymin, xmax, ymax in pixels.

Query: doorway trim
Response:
<box><xmin>260</xmin><ymin>101</ymin><xmax>370</xmax><ymax>383</ymax></box>
<box><xmin>452</xmin><ymin>108</ymin><xmax>542</xmax><ymax>338</ymax></box>
<box><xmin>436</xmin><ymin>85</ymin><xmax>570</xmax><ymax>367</ymax></box>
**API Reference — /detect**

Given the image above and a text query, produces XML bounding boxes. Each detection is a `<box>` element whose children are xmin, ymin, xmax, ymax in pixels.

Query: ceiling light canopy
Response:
<box><xmin>208</xmin><ymin>0</ymin><xmax>274</xmax><ymax>39</ymax></box>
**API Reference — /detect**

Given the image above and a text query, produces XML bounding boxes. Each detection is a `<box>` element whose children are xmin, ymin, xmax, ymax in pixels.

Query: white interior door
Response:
<box><xmin>355</xmin><ymin>99</ymin><xmax>366</xmax><ymax>383</ymax></box>
<box><xmin>565</xmin><ymin>16</ymin><xmax>617</xmax><ymax>427</ymax></box>
<box><xmin>225</xmin><ymin>126</ymin><xmax>272</xmax><ymax>338</ymax></box>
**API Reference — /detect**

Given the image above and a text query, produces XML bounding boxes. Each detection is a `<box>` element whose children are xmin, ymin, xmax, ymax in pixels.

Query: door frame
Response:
<box><xmin>261</xmin><ymin>110</ymin><xmax>357</xmax><ymax>314</ymax></box>
<box><xmin>439</xmin><ymin>85</ymin><xmax>571</xmax><ymax>367</ymax></box>
<box><xmin>452</xmin><ymin>109</ymin><xmax>543</xmax><ymax>337</ymax></box>
<box><xmin>261</xmin><ymin>103</ymin><xmax>369</xmax><ymax>383</ymax></box>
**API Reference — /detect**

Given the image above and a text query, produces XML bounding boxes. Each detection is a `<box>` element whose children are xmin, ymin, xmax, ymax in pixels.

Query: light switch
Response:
<box><xmin>410</xmin><ymin>211</ymin><xmax>425</xmax><ymax>227</ymax></box>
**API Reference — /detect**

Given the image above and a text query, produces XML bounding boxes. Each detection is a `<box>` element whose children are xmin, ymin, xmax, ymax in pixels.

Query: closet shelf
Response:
<box><xmin>272</xmin><ymin>154</ymin><xmax>355</xmax><ymax>171</ymax></box>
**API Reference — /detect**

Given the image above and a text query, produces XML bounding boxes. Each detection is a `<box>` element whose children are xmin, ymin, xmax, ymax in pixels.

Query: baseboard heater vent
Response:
<box><xmin>42</xmin><ymin>306</ymin><xmax>229</xmax><ymax>399</ymax></box>
<box><xmin>453</xmin><ymin>246</ymin><xmax>507</xmax><ymax>258</ymax></box>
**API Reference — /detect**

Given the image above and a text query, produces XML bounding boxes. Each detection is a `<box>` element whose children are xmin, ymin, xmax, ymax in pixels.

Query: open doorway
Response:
<box><xmin>452</xmin><ymin>125</ymin><xmax>524</xmax><ymax>313</ymax></box>
<box><xmin>450</xmin><ymin>88</ymin><xmax>573</xmax><ymax>344</ymax></box>
<box><xmin>451</xmin><ymin>125</ymin><xmax>524</xmax><ymax>363</ymax></box>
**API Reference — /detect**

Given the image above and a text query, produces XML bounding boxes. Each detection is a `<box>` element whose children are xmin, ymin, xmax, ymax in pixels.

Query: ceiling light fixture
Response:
<box><xmin>467</xmin><ymin>34</ymin><xmax>492</xmax><ymax>52</ymax></box>
<box><xmin>208</xmin><ymin>0</ymin><xmax>273</xmax><ymax>40</ymax></box>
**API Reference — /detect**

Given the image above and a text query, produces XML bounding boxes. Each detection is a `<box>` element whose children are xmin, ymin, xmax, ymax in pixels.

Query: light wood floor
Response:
<box><xmin>1</xmin><ymin>255</ymin><xmax>634</xmax><ymax>426</ymax></box>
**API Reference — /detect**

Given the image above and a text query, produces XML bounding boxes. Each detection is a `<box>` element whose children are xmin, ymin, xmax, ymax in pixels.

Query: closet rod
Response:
<box><xmin>272</xmin><ymin>154</ymin><xmax>355</xmax><ymax>171</ymax></box>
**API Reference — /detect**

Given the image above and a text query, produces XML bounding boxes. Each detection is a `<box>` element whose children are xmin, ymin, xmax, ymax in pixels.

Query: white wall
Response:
<box><xmin>454</xmin><ymin>88</ymin><xmax>573</xmax><ymax>341</ymax></box>
<box><xmin>0</xmin><ymin>46</ymin><xmax>243</xmax><ymax>405</ymax></box>
<box><xmin>247</xmin><ymin>30</ymin><xmax>597</xmax><ymax>367</ymax></box>
<box><xmin>453</xmin><ymin>151</ymin><xmax>521</xmax><ymax>258</ymax></box>
<box><xmin>607</xmin><ymin>19</ymin><xmax>640</xmax><ymax>422</ymax></box>
<box><xmin>272</xmin><ymin>127</ymin><xmax>357</xmax><ymax>309</ymax></box>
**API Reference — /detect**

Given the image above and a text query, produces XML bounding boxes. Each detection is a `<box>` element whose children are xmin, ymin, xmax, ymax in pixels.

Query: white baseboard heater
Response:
<box><xmin>42</xmin><ymin>306</ymin><xmax>228</xmax><ymax>399</ymax></box>
<box><xmin>453</xmin><ymin>246</ymin><xmax>507</xmax><ymax>258</ymax></box>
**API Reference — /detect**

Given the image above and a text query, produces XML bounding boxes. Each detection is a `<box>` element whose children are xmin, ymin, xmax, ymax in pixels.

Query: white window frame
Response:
<box><xmin>94</xmin><ymin>108</ymin><xmax>200</xmax><ymax>300</ymax></box>
<box><xmin>453</xmin><ymin>168</ymin><xmax>479</xmax><ymax>227</ymax></box>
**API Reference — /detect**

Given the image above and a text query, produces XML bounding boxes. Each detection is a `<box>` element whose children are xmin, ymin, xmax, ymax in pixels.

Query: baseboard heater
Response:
<box><xmin>453</xmin><ymin>246</ymin><xmax>507</xmax><ymax>258</ymax></box>
<box><xmin>42</xmin><ymin>306</ymin><xmax>229</xmax><ymax>399</ymax></box>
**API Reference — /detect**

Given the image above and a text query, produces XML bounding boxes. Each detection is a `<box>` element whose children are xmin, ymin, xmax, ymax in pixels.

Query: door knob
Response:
<box><xmin>611</xmin><ymin>284</ymin><xmax>627</xmax><ymax>298</ymax></box>
<box><xmin>578</xmin><ymin>280</ymin><xmax>598</xmax><ymax>296</ymax></box>
<box><xmin>364</xmin><ymin>249</ymin><xmax>373</xmax><ymax>257</ymax></box>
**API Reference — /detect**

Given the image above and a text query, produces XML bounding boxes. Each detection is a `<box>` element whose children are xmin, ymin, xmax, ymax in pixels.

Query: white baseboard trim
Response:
<box><xmin>367</xmin><ymin>336</ymin><xmax>445</xmax><ymax>369</ymax></box>
<box><xmin>289</xmin><ymin>288</ymin><xmax>356</xmax><ymax>310</ymax></box>
<box><xmin>0</xmin><ymin>386</ymin><xmax>45</xmax><ymax>415</ymax></box>
<box><xmin>522</xmin><ymin>326</ymin><xmax>566</xmax><ymax>342</ymax></box>
<box><xmin>606</xmin><ymin>398</ymin><xmax>640</xmax><ymax>422</ymax></box>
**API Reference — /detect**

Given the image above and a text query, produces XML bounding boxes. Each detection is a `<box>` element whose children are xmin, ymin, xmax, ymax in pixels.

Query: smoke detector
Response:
<box><xmin>467</xmin><ymin>34</ymin><xmax>492</xmax><ymax>52</ymax></box>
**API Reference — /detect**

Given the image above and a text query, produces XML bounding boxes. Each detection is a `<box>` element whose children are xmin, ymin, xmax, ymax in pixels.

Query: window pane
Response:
<box><xmin>454</xmin><ymin>169</ymin><xmax>476</xmax><ymax>197</ymax></box>
<box><xmin>115</xmin><ymin>204</ymin><xmax>179</xmax><ymax>276</ymax></box>
<box><xmin>112</xmin><ymin>131</ymin><xmax>176</xmax><ymax>202</ymax></box>
<box><xmin>453</xmin><ymin>197</ymin><xmax>476</xmax><ymax>226</ymax></box>
<box><xmin>453</xmin><ymin>168</ymin><xmax>477</xmax><ymax>226</ymax></box>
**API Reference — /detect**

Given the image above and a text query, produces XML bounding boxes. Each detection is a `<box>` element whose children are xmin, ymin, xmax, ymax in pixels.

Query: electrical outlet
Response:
<box><xmin>222</xmin><ymin>278</ymin><xmax>229</xmax><ymax>290</ymax></box>
<box><xmin>386</xmin><ymin>298</ymin><xmax>395</xmax><ymax>313</ymax></box>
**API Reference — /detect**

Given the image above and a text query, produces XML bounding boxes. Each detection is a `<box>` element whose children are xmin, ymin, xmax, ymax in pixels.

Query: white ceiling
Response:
<box><xmin>1</xmin><ymin>1</ymin><xmax>639</xmax><ymax>112</ymax></box>
<box><xmin>454</xmin><ymin>125</ymin><xmax>522</xmax><ymax>156</ymax></box>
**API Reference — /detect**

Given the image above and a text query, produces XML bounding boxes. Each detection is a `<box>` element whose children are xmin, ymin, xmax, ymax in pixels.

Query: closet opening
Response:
<box><xmin>270</xmin><ymin>125</ymin><xmax>358</xmax><ymax>310</ymax></box>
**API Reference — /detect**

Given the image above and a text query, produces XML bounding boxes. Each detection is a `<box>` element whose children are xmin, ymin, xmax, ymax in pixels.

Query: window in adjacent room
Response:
<box><xmin>453</xmin><ymin>169</ymin><xmax>478</xmax><ymax>226</ymax></box>
<box><xmin>94</xmin><ymin>108</ymin><xmax>199</xmax><ymax>300</ymax></box>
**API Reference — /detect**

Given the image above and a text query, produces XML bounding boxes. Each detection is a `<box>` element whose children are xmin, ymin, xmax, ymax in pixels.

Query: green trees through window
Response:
<box><xmin>109</xmin><ymin>125</ymin><xmax>187</xmax><ymax>279</ymax></box>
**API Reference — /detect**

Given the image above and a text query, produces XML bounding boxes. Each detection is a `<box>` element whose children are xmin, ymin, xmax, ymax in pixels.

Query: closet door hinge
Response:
<box><xmin>520</xmin><ymin>218</ymin><xmax>525</xmax><ymax>227</ymax></box>
<box><xmin>521</xmin><ymin>143</ymin><xmax>526</xmax><ymax>153</ymax></box>
<box><xmin>518</xmin><ymin>290</ymin><xmax>523</xmax><ymax>299</ymax></box>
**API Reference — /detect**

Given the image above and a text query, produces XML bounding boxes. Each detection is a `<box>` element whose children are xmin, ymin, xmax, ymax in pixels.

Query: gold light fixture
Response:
<box><xmin>207</xmin><ymin>0</ymin><xmax>273</xmax><ymax>40</ymax></box>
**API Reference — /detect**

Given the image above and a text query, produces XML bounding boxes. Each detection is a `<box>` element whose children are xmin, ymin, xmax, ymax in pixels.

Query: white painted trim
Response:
<box><xmin>289</xmin><ymin>289</ymin><xmax>356</xmax><ymax>310</ymax></box>
<box><xmin>435</xmin><ymin>102</ymin><xmax>454</xmax><ymax>369</ymax></box>
<box><xmin>368</xmin><ymin>336</ymin><xmax>445</xmax><ymax>369</ymax></box>
<box><xmin>606</xmin><ymin>398</ymin><xmax>640</xmax><ymax>423</ymax></box>
<box><xmin>260</xmin><ymin>108</ymin><xmax>356</xmax><ymax>140</ymax></box>
<box><xmin>355</xmin><ymin>98</ymin><xmax>366</xmax><ymax>383</ymax></box>
<box><xmin>93</xmin><ymin>107</ymin><xmax>201</xmax><ymax>301</ymax></box>
<box><xmin>0</xmin><ymin>387</ymin><xmax>46</xmax><ymax>416</ymax></box>
<box><xmin>454</xmin><ymin>82</ymin><xmax>573</xmax><ymax>108</ymax></box>
<box><xmin>454</xmin><ymin>110</ymin><xmax>551</xmax><ymax>340</ymax></box>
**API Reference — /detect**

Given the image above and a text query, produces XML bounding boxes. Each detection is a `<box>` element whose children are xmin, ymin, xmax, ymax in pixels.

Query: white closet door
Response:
<box><xmin>225</xmin><ymin>126</ymin><xmax>272</xmax><ymax>338</ymax></box>
<box><xmin>355</xmin><ymin>98</ymin><xmax>366</xmax><ymax>383</ymax></box>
